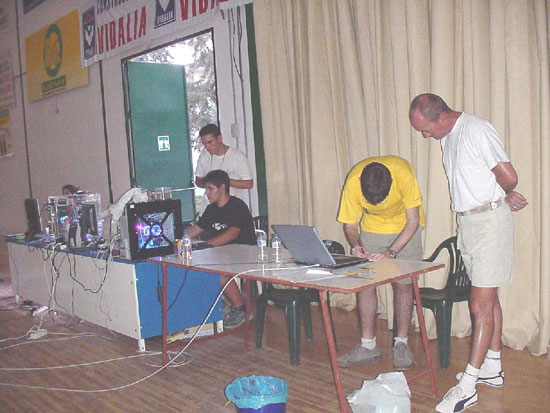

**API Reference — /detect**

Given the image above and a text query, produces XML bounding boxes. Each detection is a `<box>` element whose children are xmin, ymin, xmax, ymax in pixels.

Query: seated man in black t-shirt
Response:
<box><xmin>187</xmin><ymin>170</ymin><xmax>256</xmax><ymax>328</ymax></box>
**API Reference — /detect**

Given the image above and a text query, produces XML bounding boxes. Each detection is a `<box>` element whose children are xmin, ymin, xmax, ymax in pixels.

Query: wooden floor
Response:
<box><xmin>0</xmin><ymin>239</ymin><xmax>548</xmax><ymax>412</ymax></box>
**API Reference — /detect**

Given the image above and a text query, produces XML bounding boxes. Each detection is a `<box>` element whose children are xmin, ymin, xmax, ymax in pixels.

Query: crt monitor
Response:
<box><xmin>123</xmin><ymin>199</ymin><xmax>183</xmax><ymax>260</ymax></box>
<box><xmin>24</xmin><ymin>198</ymin><xmax>42</xmax><ymax>239</ymax></box>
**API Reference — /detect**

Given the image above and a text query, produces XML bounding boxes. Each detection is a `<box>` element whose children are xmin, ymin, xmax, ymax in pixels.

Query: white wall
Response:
<box><xmin>0</xmin><ymin>0</ymin><xmax>257</xmax><ymax>235</ymax></box>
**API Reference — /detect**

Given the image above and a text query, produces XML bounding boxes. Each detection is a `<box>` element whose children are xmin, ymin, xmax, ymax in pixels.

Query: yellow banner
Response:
<box><xmin>0</xmin><ymin>108</ymin><xmax>13</xmax><ymax>157</ymax></box>
<box><xmin>25</xmin><ymin>9</ymin><xmax>88</xmax><ymax>102</ymax></box>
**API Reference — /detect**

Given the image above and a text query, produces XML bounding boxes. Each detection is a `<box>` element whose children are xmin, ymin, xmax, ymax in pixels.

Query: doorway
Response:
<box><xmin>123</xmin><ymin>31</ymin><xmax>218</xmax><ymax>222</ymax></box>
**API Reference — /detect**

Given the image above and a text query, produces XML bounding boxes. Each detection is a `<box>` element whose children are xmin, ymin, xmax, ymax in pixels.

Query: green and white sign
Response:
<box><xmin>157</xmin><ymin>135</ymin><xmax>170</xmax><ymax>151</ymax></box>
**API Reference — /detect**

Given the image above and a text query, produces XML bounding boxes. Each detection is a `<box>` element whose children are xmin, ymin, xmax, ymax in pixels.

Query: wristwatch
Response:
<box><xmin>388</xmin><ymin>249</ymin><xmax>397</xmax><ymax>259</ymax></box>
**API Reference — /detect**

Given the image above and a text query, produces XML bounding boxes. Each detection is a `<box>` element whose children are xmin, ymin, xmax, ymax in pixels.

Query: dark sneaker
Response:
<box><xmin>391</xmin><ymin>342</ymin><xmax>415</xmax><ymax>370</ymax></box>
<box><xmin>224</xmin><ymin>308</ymin><xmax>246</xmax><ymax>329</ymax></box>
<box><xmin>436</xmin><ymin>385</ymin><xmax>478</xmax><ymax>413</ymax></box>
<box><xmin>337</xmin><ymin>343</ymin><xmax>381</xmax><ymax>368</ymax></box>
<box><xmin>221</xmin><ymin>302</ymin><xmax>232</xmax><ymax>316</ymax></box>
<box><xmin>456</xmin><ymin>370</ymin><xmax>504</xmax><ymax>387</ymax></box>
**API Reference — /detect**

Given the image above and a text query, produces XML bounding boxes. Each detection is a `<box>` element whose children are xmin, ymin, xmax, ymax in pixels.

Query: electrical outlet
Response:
<box><xmin>29</xmin><ymin>329</ymin><xmax>47</xmax><ymax>340</ymax></box>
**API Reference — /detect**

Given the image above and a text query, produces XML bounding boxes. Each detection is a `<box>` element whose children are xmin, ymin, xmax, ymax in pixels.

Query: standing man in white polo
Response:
<box><xmin>409</xmin><ymin>93</ymin><xmax>527</xmax><ymax>413</ymax></box>
<box><xmin>195</xmin><ymin>124</ymin><xmax>254</xmax><ymax>215</ymax></box>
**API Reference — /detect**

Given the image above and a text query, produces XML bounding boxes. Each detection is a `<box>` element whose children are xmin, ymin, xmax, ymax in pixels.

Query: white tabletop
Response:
<box><xmin>149</xmin><ymin>244</ymin><xmax>444</xmax><ymax>294</ymax></box>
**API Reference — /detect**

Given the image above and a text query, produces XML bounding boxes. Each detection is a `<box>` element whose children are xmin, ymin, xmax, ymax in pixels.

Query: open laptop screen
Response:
<box><xmin>272</xmin><ymin>224</ymin><xmax>368</xmax><ymax>268</ymax></box>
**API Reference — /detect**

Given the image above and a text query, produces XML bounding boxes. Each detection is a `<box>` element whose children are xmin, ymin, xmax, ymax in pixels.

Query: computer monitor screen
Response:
<box><xmin>124</xmin><ymin>199</ymin><xmax>183</xmax><ymax>260</ymax></box>
<box><xmin>24</xmin><ymin>198</ymin><xmax>42</xmax><ymax>238</ymax></box>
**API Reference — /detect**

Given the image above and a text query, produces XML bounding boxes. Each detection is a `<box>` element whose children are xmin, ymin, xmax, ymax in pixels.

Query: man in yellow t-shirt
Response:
<box><xmin>337</xmin><ymin>155</ymin><xmax>425</xmax><ymax>370</ymax></box>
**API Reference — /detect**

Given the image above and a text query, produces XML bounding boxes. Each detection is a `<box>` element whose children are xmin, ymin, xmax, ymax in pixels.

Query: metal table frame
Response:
<box><xmin>149</xmin><ymin>245</ymin><xmax>443</xmax><ymax>413</ymax></box>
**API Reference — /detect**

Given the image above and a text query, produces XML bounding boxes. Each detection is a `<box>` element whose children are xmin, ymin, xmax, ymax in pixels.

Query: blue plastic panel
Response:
<box><xmin>135</xmin><ymin>262</ymin><xmax>223</xmax><ymax>338</ymax></box>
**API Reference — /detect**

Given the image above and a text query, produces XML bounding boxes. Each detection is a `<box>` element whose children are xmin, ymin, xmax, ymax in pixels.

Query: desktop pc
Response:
<box><xmin>119</xmin><ymin>199</ymin><xmax>183</xmax><ymax>261</ymax></box>
<box><xmin>46</xmin><ymin>193</ymin><xmax>103</xmax><ymax>247</ymax></box>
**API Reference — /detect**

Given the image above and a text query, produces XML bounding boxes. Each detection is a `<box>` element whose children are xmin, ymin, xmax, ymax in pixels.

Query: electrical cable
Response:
<box><xmin>0</xmin><ymin>266</ymin><xmax>274</xmax><ymax>392</ymax></box>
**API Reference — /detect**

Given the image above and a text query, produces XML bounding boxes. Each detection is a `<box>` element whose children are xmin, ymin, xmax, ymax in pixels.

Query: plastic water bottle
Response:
<box><xmin>182</xmin><ymin>229</ymin><xmax>193</xmax><ymax>265</ymax></box>
<box><xmin>271</xmin><ymin>232</ymin><xmax>282</xmax><ymax>263</ymax></box>
<box><xmin>256</xmin><ymin>230</ymin><xmax>268</xmax><ymax>262</ymax></box>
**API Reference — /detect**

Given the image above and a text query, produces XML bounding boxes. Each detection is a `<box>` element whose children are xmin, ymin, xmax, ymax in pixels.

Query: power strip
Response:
<box><xmin>29</xmin><ymin>329</ymin><xmax>47</xmax><ymax>340</ymax></box>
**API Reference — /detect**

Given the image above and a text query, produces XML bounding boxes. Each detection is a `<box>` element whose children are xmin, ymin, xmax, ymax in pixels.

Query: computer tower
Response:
<box><xmin>119</xmin><ymin>199</ymin><xmax>183</xmax><ymax>261</ymax></box>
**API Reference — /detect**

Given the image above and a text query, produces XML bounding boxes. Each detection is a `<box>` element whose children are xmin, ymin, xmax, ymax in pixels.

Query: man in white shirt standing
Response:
<box><xmin>409</xmin><ymin>93</ymin><xmax>527</xmax><ymax>413</ymax></box>
<box><xmin>195</xmin><ymin>124</ymin><xmax>254</xmax><ymax>215</ymax></box>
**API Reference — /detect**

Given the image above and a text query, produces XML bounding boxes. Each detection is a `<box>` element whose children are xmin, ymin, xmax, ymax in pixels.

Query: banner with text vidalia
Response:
<box><xmin>25</xmin><ymin>9</ymin><xmax>89</xmax><ymax>102</ymax></box>
<box><xmin>80</xmin><ymin>0</ymin><xmax>252</xmax><ymax>67</ymax></box>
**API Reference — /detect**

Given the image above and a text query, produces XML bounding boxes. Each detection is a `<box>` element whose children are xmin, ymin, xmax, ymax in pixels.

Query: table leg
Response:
<box><xmin>244</xmin><ymin>278</ymin><xmax>251</xmax><ymax>348</ymax></box>
<box><xmin>411</xmin><ymin>276</ymin><xmax>437</xmax><ymax>396</ymax></box>
<box><xmin>319</xmin><ymin>290</ymin><xmax>350</xmax><ymax>413</ymax></box>
<box><xmin>162</xmin><ymin>263</ymin><xmax>168</xmax><ymax>365</ymax></box>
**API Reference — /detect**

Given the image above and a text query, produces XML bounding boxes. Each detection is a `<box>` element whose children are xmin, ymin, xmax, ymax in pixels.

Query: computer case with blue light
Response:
<box><xmin>119</xmin><ymin>199</ymin><xmax>183</xmax><ymax>261</ymax></box>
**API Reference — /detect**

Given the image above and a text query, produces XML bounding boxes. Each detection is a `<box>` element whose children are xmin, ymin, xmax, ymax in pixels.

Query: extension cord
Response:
<box><xmin>29</xmin><ymin>329</ymin><xmax>47</xmax><ymax>340</ymax></box>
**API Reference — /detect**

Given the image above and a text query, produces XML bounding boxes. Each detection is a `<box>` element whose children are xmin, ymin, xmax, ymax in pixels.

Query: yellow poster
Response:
<box><xmin>25</xmin><ymin>9</ymin><xmax>88</xmax><ymax>102</ymax></box>
<box><xmin>0</xmin><ymin>107</ymin><xmax>13</xmax><ymax>157</ymax></box>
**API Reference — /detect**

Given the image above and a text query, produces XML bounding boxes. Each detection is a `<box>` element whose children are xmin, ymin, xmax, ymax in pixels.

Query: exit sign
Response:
<box><xmin>158</xmin><ymin>135</ymin><xmax>170</xmax><ymax>151</ymax></box>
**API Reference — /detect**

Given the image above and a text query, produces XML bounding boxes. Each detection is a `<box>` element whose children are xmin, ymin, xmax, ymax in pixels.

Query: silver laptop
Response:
<box><xmin>272</xmin><ymin>224</ymin><xmax>369</xmax><ymax>269</ymax></box>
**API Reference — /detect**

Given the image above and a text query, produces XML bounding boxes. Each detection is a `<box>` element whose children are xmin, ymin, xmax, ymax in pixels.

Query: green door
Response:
<box><xmin>126</xmin><ymin>61</ymin><xmax>195</xmax><ymax>222</ymax></box>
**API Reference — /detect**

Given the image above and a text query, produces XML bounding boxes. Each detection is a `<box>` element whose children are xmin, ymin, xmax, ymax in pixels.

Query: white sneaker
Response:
<box><xmin>456</xmin><ymin>370</ymin><xmax>504</xmax><ymax>387</ymax></box>
<box><xmin>435</xmin><ymin>384</ymin><xmax>478</xmax><ymax>413</ymax></box>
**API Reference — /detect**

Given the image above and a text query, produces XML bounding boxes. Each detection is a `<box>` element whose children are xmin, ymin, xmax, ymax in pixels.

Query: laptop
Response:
<box><xmin>272</xmin><ymin>224</ymin><xmax>369</xmax><ymax>269</ymax></box>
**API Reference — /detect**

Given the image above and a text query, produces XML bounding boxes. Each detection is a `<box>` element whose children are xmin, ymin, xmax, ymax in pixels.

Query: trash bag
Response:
<box><xmin>226</xmin><ymin>376</ymin><xmax>288</xmax><ymax>410</ymax></box>
<box><xmin>347</xmin><ymin>372</ymin><xmax>411</xmax><ymax>413</ymax></box>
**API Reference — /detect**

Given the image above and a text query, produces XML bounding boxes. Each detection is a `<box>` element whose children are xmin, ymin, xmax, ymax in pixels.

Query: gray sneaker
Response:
<box><xmin>391</xmin><ymin>342</ymin><xmax>415</xmax><ymax>370</ymax></box>
<box><xmin>337</xmin><ymin>343</ymin><xmax>381</xmax><ymax>367</ymax></box>
<box><xmin>224</xmin><ymin>308</ymin><xmax>246</xmax><ymax>329</ymax></box>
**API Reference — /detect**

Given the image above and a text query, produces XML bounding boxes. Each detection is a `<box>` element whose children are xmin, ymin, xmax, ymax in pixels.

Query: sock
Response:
<box><xmin>459</xmin><ymin>363</ymin><xmax>480</xmax><ymax>393</ymax></box>
<box><xmin>394</xmin><ymin>336</ymin><xmax>408</xmax><ymax>346</ymax></box>
<box><xmin>361</xmin><ymin>337</ymin><xmax>377</xmax><ymax>350</ymax></box>
<box><xmin>481</xmin><ymin>349</ymin><xmax>502</xmax><ymax>374</ymax></box>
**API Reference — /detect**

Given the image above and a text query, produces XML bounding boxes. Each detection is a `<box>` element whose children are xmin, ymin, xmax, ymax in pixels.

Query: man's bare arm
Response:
<box><xmin>343</xmin><ymin>223</ymin><xmax>369</xmax><ymax>258</ymax></box>
<box><xmin>229</xmin><ymin>178</ymin><xmax>253</xmax><ymax>189</ymax></box>
<box><xmin>492</xmin><ymin>162</ymin><xmax>528</xmax><ymax>211</ymax></box>
<box><xmin>208</xmin><ymin>227</ymin><xmax>241</xmax><ymax>247</ymax></box>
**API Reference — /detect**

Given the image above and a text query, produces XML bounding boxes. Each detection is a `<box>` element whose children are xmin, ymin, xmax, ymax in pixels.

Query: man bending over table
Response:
<box><xmin>186</xmin><ymin>169</ymin><xmax>256</xmax><ymax>329</ymax></box>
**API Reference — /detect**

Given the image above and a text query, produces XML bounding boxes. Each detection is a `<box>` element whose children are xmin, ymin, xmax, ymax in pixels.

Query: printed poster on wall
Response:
<box><xmin>0</xmin><ymin>107</ymin><xmax>13</xmax><ymax>158</ymax></box>
<box><xmin>80</xmin><ymin>0</ymin><xmax>252</xmax><ymax>67</ymax></box>
<box><xmin>25</xmin><ymin>9</ymin><xmax>89</xmax><ymax>102</ymax></box>
<box><xmin>0</xmin><ymin>50</ymin><xmax>15</xmax><ymax>109</ymax></box>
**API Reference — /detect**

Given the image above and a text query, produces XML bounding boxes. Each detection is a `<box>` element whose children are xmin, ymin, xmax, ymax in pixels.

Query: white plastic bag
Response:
<box><xmin>347</xmin><ymin>372</ymin><xmax>411</xmax><ymax>413</ymax></box>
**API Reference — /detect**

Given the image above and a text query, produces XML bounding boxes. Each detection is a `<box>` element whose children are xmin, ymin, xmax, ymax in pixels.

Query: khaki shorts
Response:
<box><xmin>360</xmin><ymin>226</ymin><xmax>424</xmax><ymax>284</ymax></box>
<box><xmin>457</xmin><ymin>203</ymin><xmax>514</xmax><ymax>287</ymax></box>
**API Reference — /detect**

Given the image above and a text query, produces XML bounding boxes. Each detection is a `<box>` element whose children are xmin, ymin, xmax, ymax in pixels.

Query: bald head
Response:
<box><xmin>409</xmin><ymin>93</ymin><xmax>452</xmax><ymax>122</ymax></box>
<box><xmin>409</xmin><ymin>94</ymin><xmax>459</xmax><ymax>140</ymax></box>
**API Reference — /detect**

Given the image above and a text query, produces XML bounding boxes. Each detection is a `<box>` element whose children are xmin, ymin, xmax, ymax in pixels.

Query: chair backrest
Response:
<box><xmin>424</xmin><ymin>236</ymin><xmax>471</xmax><ymax>301</ymax></box>
<box><xmin>323</xmin><ymin>239</ymin><xmax>345</xmax><ymax>255</ymax></box>
<box><xmin>252</xmin><ymin>215</ymin><xmax>269</xmax><ymax>234</ymax></box>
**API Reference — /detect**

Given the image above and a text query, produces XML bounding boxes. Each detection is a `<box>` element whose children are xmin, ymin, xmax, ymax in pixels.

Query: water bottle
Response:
<box><xmin>256</xmin><ymin>230</ymin><xmax>268</xmax><ymax>262</ymax></box>
<box><xmin>182</xmin><ymin>229</ymin><xmax>193</xmax><ymax>265</ymax></box>
<box><xmin>271</xmin><ymin>232</ymin><xmax>282</xmax><ymax>263</ymax></box>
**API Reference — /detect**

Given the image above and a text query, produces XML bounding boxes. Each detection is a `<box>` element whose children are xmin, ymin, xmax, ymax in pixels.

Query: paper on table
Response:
<box><xmin>266</xmin><ymin>267</ymin><xmax>348</xmax><ymax>283</ymax></box>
